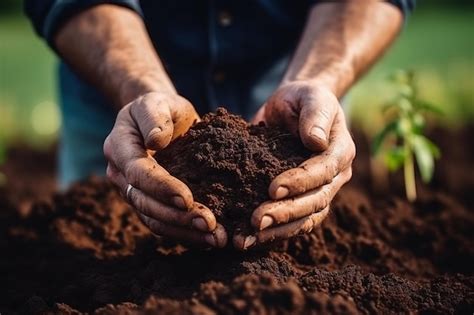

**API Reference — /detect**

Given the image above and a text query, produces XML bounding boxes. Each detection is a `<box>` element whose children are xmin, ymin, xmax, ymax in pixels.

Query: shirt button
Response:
<box><xmin>218</xmin><ymin>10</ymin><xmax>233</xmax><ymax>27</ymax></box>
<box><xmin>213</xmin><ymin>70</ymin><xmax>226</xmax><ymax>83</ymax></box>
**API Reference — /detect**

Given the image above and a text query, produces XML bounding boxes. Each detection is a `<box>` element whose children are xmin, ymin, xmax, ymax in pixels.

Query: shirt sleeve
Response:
<box><xmin>388</xmin><ymin>0</ymin><xmax>416</xmax><ymax>18</ymax></box>
<box><xmin>24</xmin><ymin>0</ymin><xmax>142</xmax><ymax>47</ymax></box>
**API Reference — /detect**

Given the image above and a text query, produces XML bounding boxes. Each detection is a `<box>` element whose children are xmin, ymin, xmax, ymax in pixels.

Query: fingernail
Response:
<box><xmin>260</xmin><ymin>215</ymin><xmax>274</xmax><ymax>230</ymax></box>
<box><xmin>310</xmin><ymin>126</ymin><xmax>327</xmax><ymax>142</ymax></box>
<box><xmin>243</xmin><ymin>236</ymin><xmax>256</xmax><ymax>250</ymax></box>
<box><xmin>148</xmin><ymin>127</ymin><xmax>163</xmax><ymax>137</ymax></box>
<box><xmin>192</xmin><ymin>217</ymin><xmax>208</xmax><ymax>231</ymax></box>
<box><xmin>205</xmin><ymin>234</ymin><xmax>216</xmax><ymax>247</ymax></box>
<box><xmin>274</xmin><ymin>186</ymin><xmax>289</xmax><ymax>199</ymax></box>
<box><xmin>172</xmin><ymin>196</ymin><xmax>186</xmax><ymax>209</ymax></box>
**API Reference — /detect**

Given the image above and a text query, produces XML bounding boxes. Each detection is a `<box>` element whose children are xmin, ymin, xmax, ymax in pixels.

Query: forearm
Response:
<box><xmin>283</xmin><ymin>1</ymin><xmax>403</xmax><ymax>98</ymax></box>
<box><xmin>55</xmin><ymin>4</ymin><xmax>174</xmax><ymax>108</ymax></box>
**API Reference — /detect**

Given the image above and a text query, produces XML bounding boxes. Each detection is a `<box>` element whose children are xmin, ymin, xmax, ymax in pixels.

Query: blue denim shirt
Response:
<box><xmin>25</xmin><ymin>0</ymin><xmax>414</xmax><ymax>186</ymax></box>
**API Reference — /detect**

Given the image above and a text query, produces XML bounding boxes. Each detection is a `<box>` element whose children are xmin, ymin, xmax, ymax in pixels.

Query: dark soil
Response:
<box><xmin>155</xmin><ymin>108</ymin><xmax>311</xmax><ymax>234</ymax></box>
<box><xmin>0</xmin><ymin>117</ymin><xmax>473</xmax><ymax>314</ymax></box>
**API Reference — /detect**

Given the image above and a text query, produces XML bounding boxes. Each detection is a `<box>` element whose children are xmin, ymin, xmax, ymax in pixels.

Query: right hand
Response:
<box><xmin>104</xmin><ymin>92</ymin><xmax>227</xmax><ymax>248</ymax></box>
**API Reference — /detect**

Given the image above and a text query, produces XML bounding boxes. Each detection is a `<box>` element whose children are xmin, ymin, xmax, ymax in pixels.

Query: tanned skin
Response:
<box><xmin>55</xmin><ymin>1</ymin><xmax>402</xmax><ymax>250</ymax></box>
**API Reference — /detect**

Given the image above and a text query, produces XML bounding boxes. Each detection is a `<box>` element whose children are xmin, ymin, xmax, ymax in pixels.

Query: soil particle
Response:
<box><xmin>155</xmin><ymin>108</ymin><xmax>311</xmax><ymax>234</ymax></box>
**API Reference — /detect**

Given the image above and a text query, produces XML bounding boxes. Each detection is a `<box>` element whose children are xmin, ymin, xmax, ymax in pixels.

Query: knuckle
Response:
<box><xmin>314</xmin><ymin>187</ymin><xmax>331</xmax><ymax>210</ymax></box>
<box><xmin>149</xmin><ymin>220</ymin><xmax>165</xmax><ymax>235</ymax></box>
<box><xmin>287</xmin><ymin>166</ymin><xmax>310</xmax><ymax>194</ymax></box>
<box><xmin>103</xmin><ymin>136</ymin><xmax>113</xmax><ymax>160</ymax></box>
<box><xmin>300</xmin><ymin>217</ymin><xmax>314</xmax><ymax>234</ymax></box>
<box><xmin>117</xmin><ymin>104</ymin><xmax>132</xmax><ymax>120</ymax></box>
<box><xmin>105</xmin><ymin>164</ymin><xmax>115</xmax><ymax>181</ymax></box>
<box><xmin>317</xmin><ymin>107</ymin><xmax>332</xmax><ymax>123</ymax></box>
<box><xmin>139</xmin><ymin>213</ymin><xmax>153</xmax><ymax>230</ymax></box>
<box><xmin>281</xmin><ymin>207</ymin><xmax>291</xmax><ymax>223</ymax></box>
<box><xmin>124</xmin><ymin>158</ymin><xmax>147</xmax><ymax>187</ymax></box>
<box><xmin>326</xmin><ymin>160</ymin><xmax>338</xmax><ymax>178</ymax></box>
<box><xmin>321</xmin><ymin>188</ymin><xmax>332</xmax><ymax>207</ymax></box>
<box><xmin>347</xmin><ymin>138</ymin><xmax>356</xmax><ymax>162</ymax></box>
<box><xmin>345</xmin><ymin>167</ymin><xmax>353</xmax><ymax>182</ymax></box>
<box><xmin>131</xmin><ymin>190</ymin><xmax>145</xmax><ymax>211</ymax></box>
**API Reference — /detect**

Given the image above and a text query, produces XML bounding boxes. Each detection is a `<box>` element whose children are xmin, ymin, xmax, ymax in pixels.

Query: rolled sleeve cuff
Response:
<box><xmin>42</xmin><ymin>0</ymin><xmax>142</xmax><ymax>48</ymax></box>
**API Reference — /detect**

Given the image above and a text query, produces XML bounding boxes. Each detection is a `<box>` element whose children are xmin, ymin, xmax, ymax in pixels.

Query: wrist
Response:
<box><xmin>282</xmin><ymin>62</ymin><xmax>355</xmax><ymax>98</ymax></box>
<box><xmin>118</xmin><ymin>73</ymin><xmax>176</xmax><ymax>107</ymax></box>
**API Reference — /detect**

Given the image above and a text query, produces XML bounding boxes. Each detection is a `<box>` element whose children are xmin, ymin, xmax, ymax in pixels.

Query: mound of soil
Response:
<box><xmin>156</xmin><ymin>108</ymin><xmax>311</xmax><ymax>234</ymax></box>
<box><xmin>1</xmin><ymin>116</ymin><xmax>473</xmax><ymax>314</ymax></box>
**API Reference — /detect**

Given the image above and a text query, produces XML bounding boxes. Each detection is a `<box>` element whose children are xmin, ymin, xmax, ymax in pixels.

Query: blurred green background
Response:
<box><xmin>0</xmin><ymin>1</ymin><xmax>473</xmax><ymax>154</ymax></box>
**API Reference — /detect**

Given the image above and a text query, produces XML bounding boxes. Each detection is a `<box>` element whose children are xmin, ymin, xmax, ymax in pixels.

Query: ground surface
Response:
<box><xmin>0</xmin><ymin>124</ymin><xmax>473</xmax><ymax>315</ymax></box>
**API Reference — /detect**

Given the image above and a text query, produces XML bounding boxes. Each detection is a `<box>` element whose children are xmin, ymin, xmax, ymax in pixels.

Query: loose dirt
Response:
<box><xmin>0</xmin><ymin>113</ymin><xmax>473</xmax><ymax>315</ymax></box>
<box><xmin>156</xmin><ymin>108</ymin><xmax>311</xmax><ymax>234</ymax></box>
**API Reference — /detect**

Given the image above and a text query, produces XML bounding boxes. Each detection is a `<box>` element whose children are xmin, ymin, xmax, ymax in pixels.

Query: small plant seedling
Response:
<box><xmin>372</xmin><ymin>69</ymin><xmax>441</xmax><ymax>202</ymax></box>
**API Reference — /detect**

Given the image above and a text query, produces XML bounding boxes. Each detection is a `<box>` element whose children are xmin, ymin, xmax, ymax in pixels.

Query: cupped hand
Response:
<box><xmin>234</xmin><ymin>81</ymin><xmax>355</xmax><ymax>250</ymax></box>
<box><xmin>104</xmin><ymin>92</ymin><xmax>227</xmax><ymax>248</ymax></box>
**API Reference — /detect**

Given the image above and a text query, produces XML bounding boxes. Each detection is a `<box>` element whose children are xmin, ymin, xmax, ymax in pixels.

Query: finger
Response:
<box><xmin>256</xmin><ymin>206</ymin><xmax>330</xmax><ymax>243</ymax></box>
<box><xmin>127</xmin><ymin>185</ymin><xmax>216</xmax><ymax>231</ymax></box>
<box><xmin>129</xmin><ymin>93</ymin><xmax>175</xmax><ymax>150</ymax></box>
<box><xmin>233</xmin><ymin>207</ymin><xmax>330</xmax><ymax>250</ymax></box>
<box><xmin>167</xmin><ymin>96</ymin><xmax>200</xmax><ymax>139</ymax></box>
<box><xmin>265</xmin><ymin>94</ymin><xmax>301</xmax><ymax>136</ymax></box>
<box><xmin>138</xmin><ymin>213</ymin><xmax>227</xmax><ymax>248</ymax></box>
<box><xmin>104</xmin><ymin>120</ymin><xmax>193</xmax><ymax>210</ymax></box>
<box><xmin>299</xmin><ymin>87</ymin><xmax>338</xmax><ymax>151</ymax></box>
<box><xmin>124</xmin><ymin>156</ymin><xmax>193</xmax><ymax>210</ymax></box>
<box><xmin>253</xmin><ymin>167</ymin><xmax>351</xmax><ymax>230</ymax></box>
<box><xmin>269</xmin><ymin>107</ymin><xmax>355</xmax><ymax>199</ymax></box>
<box><xmin>106</xmin><ymin>162</ymin><xmax>127</xmax><ymax>190</ymax></box>
<box><xmin>250</xmin><ymin>104</ymin><xmax>267</xmax><ymax>125</ymax></box>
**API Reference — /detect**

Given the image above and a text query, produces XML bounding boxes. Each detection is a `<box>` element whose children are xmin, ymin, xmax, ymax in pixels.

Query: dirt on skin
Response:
<box><xmin>0</xmin><ymin>112</ymin><xmax>473</xmax><ymax>315</ymax></box>
<box><xmin>155</xmin><ymin>108</ymin><xmax>311</xmax><ymax>234</ymax></box>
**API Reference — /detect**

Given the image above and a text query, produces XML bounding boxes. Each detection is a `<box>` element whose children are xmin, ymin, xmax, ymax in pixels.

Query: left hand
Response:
<box><xmin>233</xmin><ymin>81</ymin><xmax>355</xmax><ymax>250</ymax></box>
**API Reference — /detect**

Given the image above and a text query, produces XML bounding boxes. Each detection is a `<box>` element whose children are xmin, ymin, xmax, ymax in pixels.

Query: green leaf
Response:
<box><xmin>422</xmin><ymin>136</ymin><xmax>441</xmax><ymax>158</ymax></box>
<box><xmin>382</xmin><ymin>101</ymin><xmax>399</xmax><ymax>114</ymax></box>
<box><xmin>371</xmin><ymin>120</ymin><xmax>398</xmax><ymax>155</ymax></box>
<box><xmin>412</xmin><ymin>135</ymin><xmax>440</xmax><ymax>183</ymax></box>
<box><xmin>412</xmin><ymin>113</ymin><xmax>425</xmax><ymax>133</ymax></box>
<box><xmin>384</xmin><ymin>147</ymin><xmax>406</xmax><ymax>172</ymax></box>
<box><xmin>415</xmin><ymin>101</ymin><xmax>444</xmax><ymax>116</ymax></box>
<box><xmin>396</xmin><ymin>117</ymin><xmax>412</xmax><ymax>136</ymax></box>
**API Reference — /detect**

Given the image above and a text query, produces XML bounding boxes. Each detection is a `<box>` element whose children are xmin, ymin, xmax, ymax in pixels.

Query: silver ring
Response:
<box><xmin>125</xmin><ymin>184</ymin><xmax>135</xmax><ymax>203</ymax></box>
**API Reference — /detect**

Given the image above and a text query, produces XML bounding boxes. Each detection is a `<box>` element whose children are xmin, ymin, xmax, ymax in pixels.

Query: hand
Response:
<box><xmin>234</xmin><ymin>81</ymin><xmax>355</xmax><ymax>250</ymax></box>
<box><xmin>104</xmin><ymin>92</ymin><xmax>227</xmax><ymax>248</ymax></box>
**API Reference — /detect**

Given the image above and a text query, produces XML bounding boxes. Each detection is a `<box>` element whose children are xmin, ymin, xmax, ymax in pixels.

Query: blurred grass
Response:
<box><xmin>0</xmin><ymin>14</ymin><xmax>58</xmax><ymax>149</ymax></box>
<box><xmin>349</xmin><ymin>8</ymin><xmax>474</xmax><ymax>134</ymax></box>
<box><xmin>0</xmin><ymin>6</ymin><xmax>473</xmax><ymax>152</ymax></box>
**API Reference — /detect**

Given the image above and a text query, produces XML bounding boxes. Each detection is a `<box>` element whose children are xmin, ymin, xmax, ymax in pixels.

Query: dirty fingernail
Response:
<box><xmin>275</xmin><ymin>186</ymin><xmax>289</xmax><ymax>199</ymax></box>
<box><xmin>192</xmin><ymin>217</ymin><xmax>208</xmax><ymax>231</ymax></box>
<box><xmin>260</xmin><ymin>215</ymin><xmax>274</xmax><ymax>230</ymax></box>
<box><xmin>148</xmin><ymin>127</ymin><xmax>163</xmax><ymax>137</ymax></box>
<box><xmin>205</xmin><ymin>234</ymin><xmax>217</xmax><ymax>247</ymax></box>
<box><xmin>243</xmin><ymin>236</ymin><xmax>256</xmax><ymax>250</ymax></box>
<box><xmin>172</xmin><ymin>196</ymin><xmax>186</xmax><ymax>209</ymax></box>
<box><xmin>310</xmin><ymin>126</ymin><xmax>327</xmax><ymax>142</ymax></box>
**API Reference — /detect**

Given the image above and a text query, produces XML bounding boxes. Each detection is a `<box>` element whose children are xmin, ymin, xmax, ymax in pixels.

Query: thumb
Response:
<box><xmin>130</xmin><ymin>93</ymin><xmax>175</xmax><ymax>150</ymax></box>
<box><xmin>250</xmin><ymin>104</ymin><xmax>267</xmax><ymax>125</ymax></box>
<box><xmin>299</xmin><ymin>89</ymin><xmax>339</xmax><ymax>152</ymax></box>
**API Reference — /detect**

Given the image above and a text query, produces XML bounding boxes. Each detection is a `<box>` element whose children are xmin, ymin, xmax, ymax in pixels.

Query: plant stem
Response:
<box><xmin>404</xmin><ymin>143</ymin><xmax>417</xmax><ymax>202</ymax></box>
